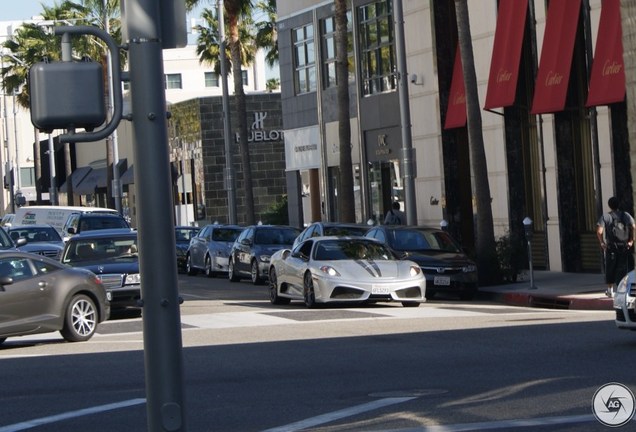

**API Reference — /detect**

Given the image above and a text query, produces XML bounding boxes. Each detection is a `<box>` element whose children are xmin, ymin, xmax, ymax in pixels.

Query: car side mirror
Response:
<box><xmin>241</xmin><ymin>238</ymin><xmax>252</xmax><ymax>246</ymax></box>
<box><xmin>67</xmin><ymin>227</ymin><xmax>77</xmax><ymax>235</ymax></box>
<box><xmin>15</xmin><ymin>238</ymin><xmax>27</xmax><ymax>247</ymax></box>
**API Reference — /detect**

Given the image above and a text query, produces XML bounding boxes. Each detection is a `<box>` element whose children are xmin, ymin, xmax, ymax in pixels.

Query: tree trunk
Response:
<box><xmin>622</xmin><ymin>0</ymin><xmax>636</xmax><ymax>264</ymax></box>
<box><xmin>335</xmin><ymin>0</ymin><xmax>355</xmax><ymax>222</ymax></box>
<box><xmin>454</xmin><ymin>0</ymin><xmax>499</xmax><ymax>283</ymax></box>
<box><xmin>229</xmin><ymin>13</ymin><xmax>255</xmax><ymax>225</ymax></box>
<box><xmin>33</xmin><ymin>128</ymin><xmax>42</xmax><ymax>204</ymax></box>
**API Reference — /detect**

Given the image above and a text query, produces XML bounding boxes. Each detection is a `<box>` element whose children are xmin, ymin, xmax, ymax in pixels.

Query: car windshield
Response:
<box><xmin>63</xmin><ymin>237</ymin><xmax>138</xmax><ymax>264</ymax></box>
<box><xmin>389</xmin><ymin>229</ymin><xmax>461</xmax><ymax>253</ymax></box>
<box><xmin>176</xmin><ymin>228</ymin><xmax>199</xmax><ymax>242</ymax></box>
<box><xmin>314</xmin><ymin>239</ymin><xmax>393</xmax><ymax>261</ymax></box>
<box><xmin>254</xmin><ymin>228</ymin><xmax>300</xmax><ymax>245</ymax></box>
<box><xmin>211</xmin><ymin>228</ymin><xmax>243</xmax><ymax>242</ymax></box>
<box><xmin>323</xmin><ymin>226</ymin><xmax>368</xmax><ymax>236</ymax></box>
<box><xmin>9</xmin><ymin>227</ymin><xmax>62</xmax><ymax>243</ymax></box>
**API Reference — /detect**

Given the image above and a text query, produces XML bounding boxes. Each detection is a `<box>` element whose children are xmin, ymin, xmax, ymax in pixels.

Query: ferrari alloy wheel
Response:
<box><xmin>269</xmin><ymin>268</ymin><xmax>290</xmax><ymax>305</ymax></box>
<box><xmin>303</xmin><ymin>272</ymin><xmax>317</xmax><ymax>308</ymax></box>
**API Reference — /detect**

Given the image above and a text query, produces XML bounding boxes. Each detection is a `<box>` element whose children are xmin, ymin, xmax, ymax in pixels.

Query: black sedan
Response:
<box><xmin>175</xmin><ymin>226</ymin><xmax>200</xmax><ymax>272</ymax></box>
<box><xmin>0</xmin><ymin>251</ymin><xmax>109</xmax><ymax>344</ymax></box>
<box><xmin>61</xmin><ymin>229</ymin><xmax>140</xmax><ymax>314</ymax></box>
<box><xmin>365</xmin><ymin>226</ymin><xmax>478</xmax><ymax>300</ymax></box>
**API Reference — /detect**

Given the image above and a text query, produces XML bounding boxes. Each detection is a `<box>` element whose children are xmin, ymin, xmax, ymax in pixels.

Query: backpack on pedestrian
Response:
<box><xmin>607</xmin><ymin>211</ymin><xmax>630</xmax><ymax>248</ymax></box>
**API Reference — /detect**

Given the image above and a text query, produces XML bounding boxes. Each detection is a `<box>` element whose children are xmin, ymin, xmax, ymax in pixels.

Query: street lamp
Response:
<box><xmin>523</xmin><ymin>217</ymin><xmax>537</xmax><ymax>289</ymax></box>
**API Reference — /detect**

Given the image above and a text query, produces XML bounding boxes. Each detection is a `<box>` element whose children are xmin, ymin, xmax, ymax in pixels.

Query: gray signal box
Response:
<box><xmin>29</xmin><ymin>61</ymin><xmax>106</xmax><ymax>133</ymax></box>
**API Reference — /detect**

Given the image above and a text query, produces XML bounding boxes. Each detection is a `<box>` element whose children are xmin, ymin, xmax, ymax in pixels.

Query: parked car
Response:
<box><xmin>8</xmin><ymin>224</ymin><xmax>65</xmax><ymax>260</ymax></box>
<box><xmin>0</xmin><ymin>251</ymin><xmax>109</xmax><ymax>344</ymax></box>
<box><xmin>186</xmin><ymin>224</ymin><xmax>243</xmax><ymax>277</ymax></box>
<box><xmin>614</xmin><ymin>270</ymin><xmax>636</xmax><ymax>330</ymax></box>
<box><xmin>0</xmin><ymin>213</ymin><xmax>15</xmax><ymax>228</ymax></box>
<box><xmin>229</xmin><ymin>224</ymin><xmax>301</xmax><ymax>284</ymax></box>
<box><xmin>60</xmin><ymin>229</ymin><xmax>140</xmax><ymax>314</ymax></box>
<box><xmin>174</xmin><ymin>226</ymin><xmax>201</xmax><ymax>272</ymax></box>
<box><xmin>292</xmin><ymin>221</ymin><xmax>370</xmax><ymax>249</ymax></box>
<box><xmin>365</xmin><ymin>226</ymin><xmax>478</xmax><ymax>300</ymax></box>
<box><xmin>63</xmin><ymin>212</ymin><xmax>131</xmax><ymax>239</ymax></box>
<box><xmin>268</xmin><ymin>236</ymin><xmax>426</xmax><ymax>308</ymax></box>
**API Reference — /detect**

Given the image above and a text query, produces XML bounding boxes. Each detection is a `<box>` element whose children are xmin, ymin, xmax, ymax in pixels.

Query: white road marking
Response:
<box><xmin>0</xmin><ymin>398</ymin><xmax>146</xmax><ymax>432</ymax></box>
<box><xmin>261</xmin><ymin>397</ymin><xmax>417</xmax><ymax>432</ymax></box>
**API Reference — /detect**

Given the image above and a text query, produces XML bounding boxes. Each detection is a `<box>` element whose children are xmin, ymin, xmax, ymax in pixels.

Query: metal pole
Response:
<box><xmin>47</xmin><ymin>134</ymin><xmax>57</xmax><ymax>205</ymax></box>
<box><xmin>12</xmin><ymin>93</ymin><xmax>20</xmax><ymax>192</ymax></box>
<box><xmin>1</xmin><ymin>57</ymin><xmax>13</xmax><ymax>212</ymax></box>
<box><xmin>393</xmin><ymin>0</ymin><xmax>416</xmax><ymax>225</ymax></box>
<box><xmin>218</xmin><ymin>0</ymin><xmax>237</xmax><ymax>224</ymax></box>
<box><xmin>125</xmin><ymin>0</ymin><xmax>186</xmax><ymax>429</ymax></box>
<box><xmin>105</xmin><ymin>0</ymin><xmax>122</xmax><ymax>214</ymax></box>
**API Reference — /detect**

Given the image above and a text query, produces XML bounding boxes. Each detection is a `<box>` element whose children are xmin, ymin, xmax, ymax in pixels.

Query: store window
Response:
<box><xmin>241</xmin><ymin>70</ymin><xmax>249</xmax><ymax>86</ymax></box>
<box><xmin>357</xmin><ymin>0</ymin><xmax>396</xmax><ymax>96</ymax></box>
<box><xmin>204</xmin><ymin>72</ymin><xmax>219</xmax><ymax>87</ymax></box>
<box><xmin>322</xmin><ymin>13</ymin><xmax>354</xmax><ymax>89</ymax></box>
<box><xmin>293</xmin><ymin>24</ymin><xmax>316</xmax><ymax>94</ymax></box>
<box><xmin>165</xmin><ymin>73</ymin><xmax>183</xmax><ymax>90</ymax></box>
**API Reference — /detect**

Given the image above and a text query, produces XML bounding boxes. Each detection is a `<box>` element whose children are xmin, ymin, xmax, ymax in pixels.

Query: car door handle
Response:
<box><xmin>38</xmin><ymin>281</ymin><xmax>48</xmax><ymax>289</ymax></box>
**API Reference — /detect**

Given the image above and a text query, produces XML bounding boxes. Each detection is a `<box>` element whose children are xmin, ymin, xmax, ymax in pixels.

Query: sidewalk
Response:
<box><xmin>477</xmin><ymin>270</ymin><xmax>614</xmax><ymax>311</ymax></box>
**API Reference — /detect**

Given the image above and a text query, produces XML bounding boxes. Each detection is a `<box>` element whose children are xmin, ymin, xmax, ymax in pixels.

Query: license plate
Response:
<box><xmin>372</xmin><ymin>285</ymin><xmax>391</xmax><ymax>294</ymax></box>
<box><xmin>434</xmin><ymin>276</ymin><xmax>451</xmax><ymax>286</ymax></box>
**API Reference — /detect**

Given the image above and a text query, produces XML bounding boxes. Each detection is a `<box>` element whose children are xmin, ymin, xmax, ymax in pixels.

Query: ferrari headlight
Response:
<box><xmin>259</xmin><ymin>255</ymin><xmax>271</xmax><ymax>263</ymax></box>
<box><xmin>320</xmin><ymin>266</ymin><xmax>341</xmax><ymax>277</ymax></box>
<box><xmin>410</xmin><ymin>266</ymin><xmax>421</xmax><ymax>276</ymax></box>
<box><xmin>462</xmin><ymin>264</ymin><xmax>477</xmax><ymax>273</ymax></box>
<box><xmin>125</xmin><ymin>273</ymin><xmax>141</xmax><ymax>285</ymax></box>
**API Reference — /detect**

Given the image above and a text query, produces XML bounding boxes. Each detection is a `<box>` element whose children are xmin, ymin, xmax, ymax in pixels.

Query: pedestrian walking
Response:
<box><xmin>597</xmin><ymin>196</ymin><xmax>636</xmax><ymax>297</ymax></box>
<box><xmin>384</xmin><ymin>201</ymin><xmax>406</xmax><ymax>225</ymax></box>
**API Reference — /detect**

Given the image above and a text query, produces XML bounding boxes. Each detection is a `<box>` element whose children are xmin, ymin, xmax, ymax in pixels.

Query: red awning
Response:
<box><xmin>444</xmin><ymin>47</ymin><xmax>466</xmax><ymax>130</ymax></box>
<box><xmin>586</xmin><ymin>0</ymin><xmax>625</xmax><ymax>106</ymax></box>
<box><xmin>484</xmin><ymin>0</ymin><xmax>528</xmax><ymax>110</ymax></box>
<box><xmin>531</xmin><ymin>0</ymin><xmax>582</xmax><ymax>114</ymax></box>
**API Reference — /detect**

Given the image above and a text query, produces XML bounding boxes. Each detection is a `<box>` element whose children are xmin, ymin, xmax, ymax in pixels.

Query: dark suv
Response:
<box><xmin>228</xmin><ymin>225</ymin><xmax>300</xmax><ymax>285</ymax></box>
<box><xmin>63</xmin><ymin>212</ymin><xmax>130</xmax><ymax>238</ymax></box>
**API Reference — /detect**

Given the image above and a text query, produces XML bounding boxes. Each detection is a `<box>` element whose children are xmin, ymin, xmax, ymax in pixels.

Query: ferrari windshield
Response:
<box><xmin>313</xmin><ymin>239</ymin><xmax>393</xmax><ymax>261</ymax></box>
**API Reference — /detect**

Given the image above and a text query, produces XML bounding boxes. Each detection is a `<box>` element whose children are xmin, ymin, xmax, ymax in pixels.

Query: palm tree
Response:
<box><xmin>255</xmin><ymin>0</ymin><xmax>277</xmax><ymax>67</ymax></box>
<box><xmin>190</xmin><ymin>0</ymin><xmax>261</xmax><ymax>224</ymax></box>
<box><xmin>335</xmin><ymin>0</ymin><xmax>355</xmax><ymax>223</ymax></box>
<box><xmin>454</xmin><ymin>0</ymin><xmax>499</xmax><ymax>283</ymax></box>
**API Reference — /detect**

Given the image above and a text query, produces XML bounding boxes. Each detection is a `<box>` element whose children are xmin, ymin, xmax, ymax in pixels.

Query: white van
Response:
<box><xmin>13</xmin><ymin>206</ymin><xmax>120</xmax><ymax>236</ymax></box>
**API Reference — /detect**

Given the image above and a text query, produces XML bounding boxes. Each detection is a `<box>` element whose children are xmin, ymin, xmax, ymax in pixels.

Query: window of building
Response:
<box><xmin>20</xmin><ymin>167</ymin><xmax>35</xmax><ymax>187</ymax></box>
<box><xmin>322</xmin><ymin>13</ymin><xmax>354</xmax><ymax>89</ymax></box>
<box><xmin>357</xmin><ymin>0</ymin><xmax>396</xmax><ymax>96</ymax></box>
<box><xmin>165</xmin><ymin>73</ymin><xmax>183</xmax><ymax>90</ymax></box>
<box><xmin>293</xmin><ymin>24</ymin><xmax>316</xmax><ymax>94</ymax></box>
<box><xmin>205</xmin><ymin>72</ymin><xmax>219</xmax><ymax>87</ymax></box>
<box><xmin>241</xmin><ymin>70</ymin><xmax>249</xmax><ymax>86</ymax></box>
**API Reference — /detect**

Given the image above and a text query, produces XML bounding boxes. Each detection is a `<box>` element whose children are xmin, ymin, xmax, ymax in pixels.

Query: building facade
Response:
<box><xmin>277</xmin><ymin>0</ymin><xmax>627</xmax><ymax>273</ymax></box>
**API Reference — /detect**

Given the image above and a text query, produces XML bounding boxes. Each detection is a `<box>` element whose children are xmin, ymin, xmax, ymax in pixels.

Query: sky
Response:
<box><xmin>0</xmin><ymin>1</ymin><xmax>54</xmax><ymax>21</ymax></box>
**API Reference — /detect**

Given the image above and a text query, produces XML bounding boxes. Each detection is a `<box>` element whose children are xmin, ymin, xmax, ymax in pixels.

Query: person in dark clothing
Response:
<box><xmin>597</xmin><ymin>196</ymin><xmax>636</xmax><ymax>297</ymax></box>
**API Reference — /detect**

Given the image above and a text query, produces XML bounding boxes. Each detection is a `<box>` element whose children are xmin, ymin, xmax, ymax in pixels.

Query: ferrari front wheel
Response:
<box><xmin>303</xmin><ymin>272</ymin><xmax>317</xmax><ymax>308</ymax></box>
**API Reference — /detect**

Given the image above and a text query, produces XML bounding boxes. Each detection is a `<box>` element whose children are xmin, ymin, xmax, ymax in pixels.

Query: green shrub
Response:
<box><xmin>496</xmin><ymin>230</ymin><xmax>528</xmax><ymax>283</ymax></box>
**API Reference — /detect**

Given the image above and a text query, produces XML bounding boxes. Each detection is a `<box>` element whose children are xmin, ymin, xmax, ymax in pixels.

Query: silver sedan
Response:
<box><xmin>268</xmin><ymin>237</ymin><xmax>426</xmax><ymax>308</ymax></box>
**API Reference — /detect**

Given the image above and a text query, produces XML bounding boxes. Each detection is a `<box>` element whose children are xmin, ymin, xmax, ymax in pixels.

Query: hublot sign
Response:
<box><xmin>235</xmin><ymin>111</ymin><xmax>284</xmax><ymax>143</ymax></box>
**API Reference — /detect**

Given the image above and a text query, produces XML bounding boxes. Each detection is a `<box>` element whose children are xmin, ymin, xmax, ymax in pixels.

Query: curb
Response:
<box><xmin>479</xmin><ymin>291</ymin><xmax>613</xmax><ymax>311</ymax></box>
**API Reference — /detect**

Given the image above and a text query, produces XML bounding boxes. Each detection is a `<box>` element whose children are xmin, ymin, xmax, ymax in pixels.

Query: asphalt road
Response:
<box><xmin>0</xmin><ymin>273</ymin><xmax>633</xmax><ymax>431</ymax></box>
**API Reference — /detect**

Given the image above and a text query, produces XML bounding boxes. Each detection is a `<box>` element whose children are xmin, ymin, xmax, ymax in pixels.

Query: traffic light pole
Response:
<box><xmin>124</xmin><ymin>1</ymin><xmax>187</xmax><ymax>430</ymax></box>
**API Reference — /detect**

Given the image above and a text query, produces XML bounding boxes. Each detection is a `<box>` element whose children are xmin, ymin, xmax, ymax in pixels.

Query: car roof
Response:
<box><xmin>8</xmin><ymin>224</ymin><xmax>57</xmax><ymax>229</ymax></box>
<box><xmin>76</xmin><ymin>213</ymin><xmax>126</xmax><ymax>218</ymax></box>
<box><xmin>67</xmin><ymin>228</ymin><xmax>136</xmax><ymax>240</ymax></box>
<box><xmin>375</xmin><ymin>225</ymin><xmax>443</xmax><ymax>232</ymax></box>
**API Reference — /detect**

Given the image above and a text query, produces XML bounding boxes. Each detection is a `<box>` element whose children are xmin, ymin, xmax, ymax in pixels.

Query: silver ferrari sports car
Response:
<box><xmin>268</xmin><ymin>237</ymin><xmax>426</xmax><ymax>308</ymax></box>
